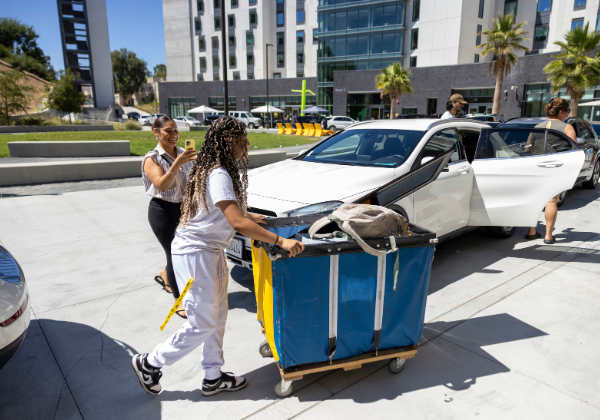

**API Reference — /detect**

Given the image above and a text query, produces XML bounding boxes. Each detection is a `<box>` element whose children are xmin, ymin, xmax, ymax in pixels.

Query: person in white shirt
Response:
<box><xmin>440</xmin><ymin>94</ymin><xmax>468</xmax><ymax>119</ymax></box>
<box><xmin>132</xmin><ymin>116</ymin><xmax>305</xmax><ymax>396</ymax></box>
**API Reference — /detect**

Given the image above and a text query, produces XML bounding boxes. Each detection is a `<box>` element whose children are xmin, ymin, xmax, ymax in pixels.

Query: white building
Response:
<box><xmin>163</xmin><ymin>0</ymin><xmax>319</xmax><ymax>81</ymax></box>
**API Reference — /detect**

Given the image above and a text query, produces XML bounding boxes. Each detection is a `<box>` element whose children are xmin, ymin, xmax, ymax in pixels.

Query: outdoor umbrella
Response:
<box><xmin>187</xmin><ymin>105</ymin><xmax>219</xmax><ymax>124</ymax></box>
<box><xmin>250</xmin><ymin>105</ymin><xmax>284</xmax><ymax>113</ymax></box>
<box><xmin>301</xmin><ymin>106</ymin><xmax>329</xmax><ymax>114</ymax></box>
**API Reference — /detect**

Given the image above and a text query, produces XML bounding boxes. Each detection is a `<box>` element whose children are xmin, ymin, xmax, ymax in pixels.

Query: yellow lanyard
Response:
<box><xmin>160</xmin><ymin>277</ymin><xmax>194</xmax><ymax>331</ymax></box>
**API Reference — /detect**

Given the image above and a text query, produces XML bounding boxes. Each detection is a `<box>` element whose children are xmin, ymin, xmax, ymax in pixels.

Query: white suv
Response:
<box><xmin>326</xmin><ymin>116</ymin><xmax>356</xmax><ymax>131</ymax></box>
<box><xmin>229</xmin><ymin>111</ymin><xmax>262</xmax><ymax>129</ymax></box>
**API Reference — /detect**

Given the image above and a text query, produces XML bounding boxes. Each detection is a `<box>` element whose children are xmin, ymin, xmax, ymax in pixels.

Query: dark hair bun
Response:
<box><xmin>544</xmin><ymin>97</ymin><xmax>569</xmax><ymax>118</ymax></box>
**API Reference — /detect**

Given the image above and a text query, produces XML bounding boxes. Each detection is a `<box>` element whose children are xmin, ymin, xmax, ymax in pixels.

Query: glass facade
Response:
<box><xmin>524</xmin><ymin>83</ymin><xmax>600</xmax><ymax>120</ymax></box>
<box><xmin>347</xmin><ymin>93</ymin><xmax>391</xmax><ymax>121</ymax></box>
<box><xmin>169</xmin><ymin>97</ymin><xmax>196</xmax><ymax>117</ymax></box>
<box><xmin>317</xmin><ymin>0</ymin><xmax>405</xmax><ymax>114</ymax></box>
<box><xmin>250</xmin><ymin>95</ymin><xmax>317</xmax><ymax>118</ymax></box>
<box><xmin>451</xmin><ymin>88</ymin><xmax>495</xmax><ymax>115</ymax></box>
<box><xmin>208</xmin><ymin>96</ymin><xmax>236</xmax><ymax>111</ymax></box>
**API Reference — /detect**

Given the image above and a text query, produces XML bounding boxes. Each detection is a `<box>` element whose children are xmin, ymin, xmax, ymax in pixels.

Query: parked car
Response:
<box><xmin>204</xmin><ymin>113</ymin><xmax>224</xmax><ymax>126</ymax></box>
<box><xmin>463</xmin><ymin>114</ymin><xmax>506</xmax><ymax>127</ymax></box>
<box><xmin>127</xmin><ymin>112</ymin><xmax>140</xmax><ymax>120</ymax></box>
<box><xmin>500</xmin><ymin>117</ymin><xmax>600</xmax><ymax>205</ymax></box>
<box><xmin>397</xmin><ymin>114</ymin><xmax>430</xmax><ymax>119</ymax></box>
<box><xmin>0</xmin><ymin>246</ymin><xmax>31</xmax><ymax>370</ymax></box>
<box><xmin>225</xmin><ymin>118</ymin><xmax>584</xmax><ymax>268</ymax></box>
<box><xmin>226</xmin><ymin>111</ymin><xmax>262</xmax><ymax>129</ymax></box>
<box><xmin>138</xmin><ymin>115</ymin><xmax>151</xmax><ymax>126</ymax></box>
<box><xmin>326</xmin><ymin>116</ymin><xmax>356</xmax><ymax>131</ymax></box>
<box><xmin>148</xmin><ymin>113</ymin><xmax>166</xmax><ymax>125</ymax></box>
<box><xmin>174</xmin><ymin>115</ymin><xmax>202</xmax><ymax>128</ymax></box>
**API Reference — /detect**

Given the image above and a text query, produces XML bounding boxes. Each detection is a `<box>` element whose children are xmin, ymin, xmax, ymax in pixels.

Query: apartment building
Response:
<box><xmin>160</xmin><ymin>0</ymin><xmax>600</xmax><ymax>120</ymax></box>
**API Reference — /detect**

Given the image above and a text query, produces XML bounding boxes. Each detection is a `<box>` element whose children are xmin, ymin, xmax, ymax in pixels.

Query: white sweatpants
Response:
<box><xmin>147</xmin><ymin>250</ymin><xmax>229</xmax><ymax>380</ymax></box>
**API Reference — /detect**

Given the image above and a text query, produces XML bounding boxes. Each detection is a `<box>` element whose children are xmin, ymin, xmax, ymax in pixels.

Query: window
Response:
<box><xmin>246</xmin><ymin>33</ymin><xmax>253</xmax><ymax>45</ymax></box>
<box><xmin>233</xmin><ymin>72</ymin><xmax>240</xmax><ymax>80</ymax></box>
<box><xmin>195</xmin><ymin>19</ymin><xmax>200</xmax><ymax>31</ymax></box>
<box><xmin>249</xmin><ymin>0</ymin><xmax>257</xmax><ymax>4</ymax></box>
<box><xmin>297</xmin><ymin>71</ymin><xmax>304</xmax><ymax>77</ymax></box>
<box><xmin>411</xmin><ymin>28</ymin><xmax>418</xmax><ymax>50</ymax></box>
<box><xmin>277</xmin><ymin>12</ymin><xmax>284</xmax><ymax>27</ymax></box>
<box><xmin>231</xmin><ymin>0</ymin><xmax>237</xmax><ymax>5</ymax></box>
<box><xmin>277</xmin><ymin>32</ymin><xmax>284</xmax><ymax>46</ymax></box>
<box><xmin>277</xmin><ymin>0</ymin><xmax>283</xmax><ymax>2</ymax></box>
<box><xmin>420</xmin><ymin>129</ymin><xmax>464</xmax><ymax>164</ymax></box>
<box><xmin>572</xmin><ymin>18</ymin><xmax>584</xmax><ymax>31</ymax></box>
<box><xmin>410</xmin><ymin>56</ymin><xmax>417</xmax><ymax>67</ymax></box>
<box><xmin>478</xmin><ymin>0</ymin><xmax>484</xmax><ymax>18</ymax></box>
<box><xmin>199</xmin><ymin>38</ymin><xmax>206</xmax><ymax>50</ymax></box>
<box><xmin>212</xmin><ymin>36</ymin><xmax>219</xmax><ymax>48</ymax></box>
<box><xmin>200</xmin><ymin>57</ymin><xmax>207</xmax><ymax>68</ymax></box>
<box><xmin>313</xmin><ymin>29</ymin><xmax>318</xmax><ymax>42</ymax></box>
<box><xmin>249</xmin><ymin>11</ymin><xmax>257</xmax><ymax>25</ymax></box>
<box><xmin>504</xmin><ymin>1</ymin><xmax>517</xmax><ymax>16</ymax></box>
<box><xmin>597</xmin><ymin>13</ymin><xmax>600</xmax><ymax>31</ymax></box>
<box><xmin>534</xmin><ymin>25</ymin><xmax>548</xmax><ymax>42</ymax></box>
<box><xmin>197</xmin><ymin>73</ymin><xmax>203</xmax><ymax>81</ymax></box>
<box><xmin>277</xmin><ymin>53</ymin><xmax>284</xmax><ymax>67</ymax></box>
<box><xmin>537</xmin><ymin>0</ymin><xmax>551</xmax><ymax>12</ymax></box>
<box><xmin>412</xmin><ymin>0</ymin><xmax>420</xmax><ymax>22</ymax></box>
<box><xmin>297</xmin><ymin>52</ymin><xmax>304</xmax><ymax>63</ymax></box>
<box><xmin>229</xmin><ymin>56</ymin><xmax>236</xmax><ymax>67</ymax></box>
<box><xmin>214</xmin><ymin>0</ymin><xmax>220</xmax><ymax>8</ymax></box>
<box><xmin>197</xmin><ymin>0</ymin><xmax>204</xmax><ymax>11</ymax></box>
<box><xmin>402</xmin><ymin>107</ymin><xmax>417</xmax><ymax>115</ymax></box>
<box><xmin>248</xmin><ymin>74</ymin><xmax>255</xmax><ymax>79</ymax></box>
<box><xmin>214</xmin><ymin>17</ymin><xmax>221</xmax><ymax>29</ymax></box>
<box><xmin>574</xmin><ymin>0</ymin><xmax>587</xmax><ymax>8</ymax></box>
<box><xmin>427</xmin><ymin>98</ymin><xmax>437</xmax><ymax>116</ymax></box>
<box><xmin>476</xmin><ymin>129</ymin><xmax>572</xmax><ymax>159</ymax></box>
<box><xmin>247</xmin><ymin>54</ymin><xmax>254</xmax><ymax>65</ymax></box>
<box><xmin>475</xmin><ymin>54</ymin><xmax>480</xmax><ymax>63</ymax></box>
<box><xmin>273</xmin><ymin>73</ymin><xmax>281</xmax><ymax>79</ymax></box>
<box><xmin>229</xmin><ymin>35</ymin><xmax>235</xmax><ymax>46</ymax></box>
<box><xmin>297</xmin><ymin>30</ymin><xmax>304</xmax><ymax>43</ymax></box>
<box><xmin>213</xmin><ymin>57</ymin><xmax>219</xmax><ymax>67</ymax></box>
<box><xmin>476</xmin><ymin>24</ymin><xmax>482</xmax><ymax>45</ymax></box>
<box><xmin>297</xmin><ymin>10</ymin><xmax>305</xmax><ymax>24</ymax></box>
<box><xmin>228</xmin><ymin>15</ymin><xmax>235</xmax><ymax>27</ymax></box>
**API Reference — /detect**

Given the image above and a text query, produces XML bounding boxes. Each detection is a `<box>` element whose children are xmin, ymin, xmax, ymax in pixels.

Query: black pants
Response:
<box><xmin>148</xmin><ymin>197</ymin><xmax>182</xmax><ymax>298</ymax></box>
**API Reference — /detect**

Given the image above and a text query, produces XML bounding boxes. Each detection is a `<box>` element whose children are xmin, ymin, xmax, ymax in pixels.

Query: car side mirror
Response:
<box><xmin>576</xmin><ymin>137</ymin><xmax>586</xmax><ymax>145</ymax></box>
<box><xmin>421</xmin><ymin>156</ymin><xmax>434</xmax><ymax>165</ymax></box>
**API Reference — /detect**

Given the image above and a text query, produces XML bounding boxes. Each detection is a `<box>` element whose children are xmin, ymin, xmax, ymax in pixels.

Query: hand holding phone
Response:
<box><xmin>185</xmin><ymin>139</ymin><xmax>196</xmax><ymax>150</ymax></box>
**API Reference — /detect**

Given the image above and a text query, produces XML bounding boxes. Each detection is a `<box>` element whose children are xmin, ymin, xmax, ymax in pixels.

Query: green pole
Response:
<box><xmin>300</xmin><ymin>80</ymin><xmax>307</xmax><ymax>116</ymax></box>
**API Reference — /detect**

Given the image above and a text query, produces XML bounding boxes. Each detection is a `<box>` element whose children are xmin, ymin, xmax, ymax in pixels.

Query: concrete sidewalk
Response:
<box><xmin>0</xmin><ymin>185</ymin><xmax>599</xmax><ymax>419</ymax></box>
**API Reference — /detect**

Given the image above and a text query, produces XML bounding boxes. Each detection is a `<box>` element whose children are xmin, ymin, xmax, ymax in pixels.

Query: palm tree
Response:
<box><xmin>544</xmin><ymin>22</ymin><xmax>600</xmax><ymax>118</ymax></box>
<box><xmin>478</xmin><ymin>13</ymin><xmax>529</xmax><ymax>115</ymax></box>
<box><xmin>375</xmin><ymin>62</ymin><xmax>413</xmax><ymax>119</ymax></box>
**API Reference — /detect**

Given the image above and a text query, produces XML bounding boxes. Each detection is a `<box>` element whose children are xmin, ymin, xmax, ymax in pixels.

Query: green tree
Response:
<box><xmin>0</xmin><ymin>17</ymin><xmax>55</xmax><ymax>81</ymax></box>
<box><xmin>46</xmin><ymin>69</ymin><xmax>85</xmax><ymax>124</ymax></box>
<box><xmin>0</xmin><ymin>69</ymin><xmax>34</xmax><ymax>125</ymax></box>
<box><xmin>544</xmin><ymin>23</ymin><xmax>600</xmax><ymax>118</ymax></box>
<box><xmin>153</xmin><ymin>64</ymin><xmax>167</xmax><ymax>78</ymax></box>
<box><xmin>112</xmin><ymin>48</ymin><xmax>148</xmax><ymax>98</ymax></box>
<box><xmin>375</xmin><ymin>62</ymin><xmax>413</xmax><ymax>119</ymax></box>
<box><xmin>478</xmin><ymin>13</ymin><xmax>530</xmax><ymax>115</ymax></box>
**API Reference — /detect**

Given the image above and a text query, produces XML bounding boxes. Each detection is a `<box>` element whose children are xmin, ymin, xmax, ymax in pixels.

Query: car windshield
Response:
<box><xmin>187</xmin><ymin>116</ymin><xmax>199</xmax><ymax>121</ymax></box>
<box><xmin>301</xmin><ymin>128</ymin><xmax>425</xmax><ymax>168</ymax></box>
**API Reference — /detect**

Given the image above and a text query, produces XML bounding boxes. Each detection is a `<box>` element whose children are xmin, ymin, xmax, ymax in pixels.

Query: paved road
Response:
<box><xmin>1</xmin><ymin>183</ymin><xmax>598</xmax><ymax>419</ymax></box>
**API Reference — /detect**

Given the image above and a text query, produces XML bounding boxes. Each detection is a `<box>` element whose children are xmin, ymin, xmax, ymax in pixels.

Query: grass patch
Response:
<box><xmin>0</xmin><ymin>130</ymin><xmax>319</xmax><ymax>157</ymax></box>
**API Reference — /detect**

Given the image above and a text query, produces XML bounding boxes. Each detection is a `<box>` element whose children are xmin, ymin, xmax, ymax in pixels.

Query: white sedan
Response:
<box><xmin>0</xmin><ymin>246</ymin><xmax>31</xmax><ymax>369</ymax></box>
<box><xmin>174</xmin><ymin>116</ymin><xmax>202</xmax><ymax>128</ymax></box>
<box><xmin>326</xmin><ymin>116</ymin><xmax>356</xmax><ymax>131</ymax></box>
<box><xmin>226</xmin><ymin>118</ymin><xmax>584</xmax><ymax>268</ymax></box>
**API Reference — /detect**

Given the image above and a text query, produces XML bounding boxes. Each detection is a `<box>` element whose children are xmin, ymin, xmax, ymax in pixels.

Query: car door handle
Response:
<box><xmin>457</xmin><ymin>166</ymin><xmax>470</xmax><ymax>174</ymax></box>
<box><xmin>537</xmin><ymin>161</ymin><xmax>564</xmax><ymax>168</ymax></box>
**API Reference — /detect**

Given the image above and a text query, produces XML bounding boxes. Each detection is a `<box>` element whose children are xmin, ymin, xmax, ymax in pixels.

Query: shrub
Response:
<box><xmin>14</xmin><ymin>117</ymin><xmax>51</xmax><ymax>126</ymax></box>
<box><xmin>115</xmin><ymin>120</ymin><xmax>142</xmax><ymax>130</ymax></box>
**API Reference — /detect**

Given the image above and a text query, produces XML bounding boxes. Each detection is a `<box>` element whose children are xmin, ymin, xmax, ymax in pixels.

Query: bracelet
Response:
<box><xmin>274</xmin><ymin>235</ymin><xmax>279</xmax><ymax>246</ymax></box>
<box><xmin>168</xmin><ymin>169</ymin><xmax>176</xmax><ymax>176</ymax></box>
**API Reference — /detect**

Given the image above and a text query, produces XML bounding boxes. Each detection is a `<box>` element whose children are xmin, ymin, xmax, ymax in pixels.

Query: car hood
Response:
<box><xmin>247</xmin><ymin>159</ymin><xmax>397</xmax><ymax>214</ymax></box>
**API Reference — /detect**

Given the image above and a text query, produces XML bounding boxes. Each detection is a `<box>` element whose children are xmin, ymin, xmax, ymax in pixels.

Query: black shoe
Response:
<box><xmin>132</xmin><ymin>353</ymin><xmax>163</xmax><ymax>395</ymax></box>
<box><xmin>202</xmin><ymin>371</ymin><xmax>247</xmax><ymax>396</ymax></box>
<box><xmin>525</xmin><ymin>232</ymin><xmax>541</xmax><ymax>240</ymax></box>
<box><xmin>543</xmin><ymin>236</ymin><xmax>556</xmax><ymax>244</ymax></box>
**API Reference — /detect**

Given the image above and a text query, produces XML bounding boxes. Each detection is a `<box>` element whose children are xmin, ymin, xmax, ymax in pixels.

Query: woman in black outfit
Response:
<box><xmin>142</xmin><ymin>116</ymin><xmax>196</xmax><ymax>318</ymax></box>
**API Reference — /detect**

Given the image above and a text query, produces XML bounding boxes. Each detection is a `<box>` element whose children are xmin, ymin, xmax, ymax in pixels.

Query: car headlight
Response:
<box><xmin>287</xmin><ymin>201</ymin><xmax>343</xmax><ymax>217</ymax></box>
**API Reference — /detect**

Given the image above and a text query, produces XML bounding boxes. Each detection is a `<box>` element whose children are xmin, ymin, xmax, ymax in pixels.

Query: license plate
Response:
<box><xmin>227</xmin><ymin>238</ymin><xmax>243</xmax><ymax>258</ymax></box>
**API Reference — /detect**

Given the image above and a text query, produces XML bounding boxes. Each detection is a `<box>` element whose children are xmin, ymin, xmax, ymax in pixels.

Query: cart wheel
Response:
<box><xmin>388</xmin><ymin>358</ymin><xmax>406</xmax><ymax>374</ymax></box>
<box><xmin>274</xmin><ymin>380</ymin><xmax>293</xmax><ymax>397</ymax></box>
<box><xmin>258</xmin><ymin>341</ymin><xmax>273</xmax><ymax>358</ymax></box>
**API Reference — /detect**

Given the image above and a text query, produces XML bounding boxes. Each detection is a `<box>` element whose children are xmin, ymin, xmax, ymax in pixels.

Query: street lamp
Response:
<box><xmin>266</xmin><ymin>43</ymin><xmax>273</xmax><ymax>128</ymax></box>
<box><xmin>220</xmin><ymin>0</ymin><xmax>229</xmax><ymax>114</ymax></box>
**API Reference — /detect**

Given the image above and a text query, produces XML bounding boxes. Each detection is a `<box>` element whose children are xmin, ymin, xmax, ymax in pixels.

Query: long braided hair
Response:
<box><xmin>180</xmin><ymin>116</ymin><xmax>248</xmax><ymax>226</ymax></box>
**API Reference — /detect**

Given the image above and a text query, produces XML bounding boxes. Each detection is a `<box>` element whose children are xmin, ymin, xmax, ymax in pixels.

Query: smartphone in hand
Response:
<box><xmin>185</xmin><ymin>139</ymin><xmax>195</xmax><ymax>150</ymax></box>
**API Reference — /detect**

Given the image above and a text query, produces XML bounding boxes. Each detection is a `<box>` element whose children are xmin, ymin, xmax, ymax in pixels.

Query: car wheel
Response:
<box><xmin>248</xmin><ymin>123</ymin><xmax>255</xmax><ymax>129</ymax></box>
<box><xmin>484</xmin><ymin>226</ymin><xmax>516</xmax><ymax>238</ymax></box>
<box><xmin>582</xmin><ymin>160</ymin><xmax>599</xmax><ymax>189</ymax></box>
<box><xmin>556</xmin><ymin>190</ymin><xmax>568</xmax><ymax>207</ymax></box>
<box><xmin>329</xmin><ymin>125</ymin><xmax>337</xmax><ymax>131</ymax></box>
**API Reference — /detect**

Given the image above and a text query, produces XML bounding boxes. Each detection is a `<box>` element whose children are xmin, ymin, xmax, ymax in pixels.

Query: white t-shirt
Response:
<box><xmin>440</xmin><ymin>111</ymin><xmax>456</xmax><ymax>120</ymax></box>
<box><xmin>172</xmin><ymin>167</ymin><xmax>238</xmax><ymax>254</ymax></box>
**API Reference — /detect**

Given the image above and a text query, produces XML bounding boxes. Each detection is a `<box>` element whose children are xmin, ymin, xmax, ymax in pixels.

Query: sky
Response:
<box><xmin>3</xmin><ymin>0</ymin><xmax>167</xmax><ymax>74</ymax></box>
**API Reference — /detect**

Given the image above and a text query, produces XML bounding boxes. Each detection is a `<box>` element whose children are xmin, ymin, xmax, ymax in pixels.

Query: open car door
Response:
<box><xmin>467</xmin><ymin>128</ymin><xmax>584</xmax><ymax>227</ymax></box>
